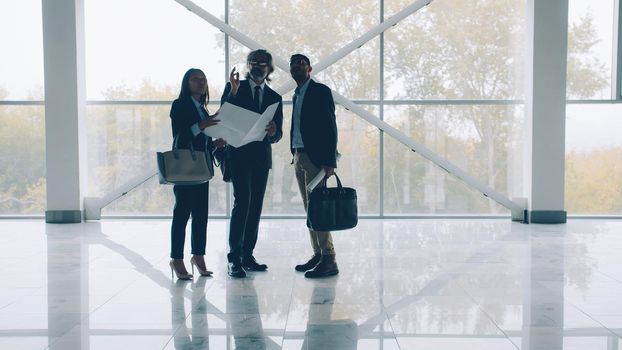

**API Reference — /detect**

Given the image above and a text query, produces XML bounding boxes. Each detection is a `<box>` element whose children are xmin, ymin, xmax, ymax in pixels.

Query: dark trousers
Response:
<box><xmin>227</xmin><ymin>163</ymin><xmax>269</xmax><ymax>263</ymax></box>
<box><xmin>171</xmin><ymin>182</ymin><xmax>209</xmax><ymax>259</ymax></box>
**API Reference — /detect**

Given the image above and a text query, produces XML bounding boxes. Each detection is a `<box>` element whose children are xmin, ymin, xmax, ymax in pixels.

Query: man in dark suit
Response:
<box><xmin>289</xmin><ymin>54</ymin><xmax>339</xmax><ymax>278</ymax></box>
<box><xmin>220</xmin><ymin>49</ymin><xmax>283</xmax><ymax>278</ymax></box>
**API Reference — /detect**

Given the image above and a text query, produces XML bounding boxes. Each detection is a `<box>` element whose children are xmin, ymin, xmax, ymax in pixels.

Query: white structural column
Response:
<box><xmin>524</xmin><ymin>0</ymin><xmax>568</xmax><ymax>224</ymax></box>
<box><xmin>42</xmin><ymin>0</ymin><xmax>87</xmax><ymax>223</ymax></box>
<box><xmin>614</xmin><ymin>0</ymin><xmax>622</xmax><ymax>100</ymax></box>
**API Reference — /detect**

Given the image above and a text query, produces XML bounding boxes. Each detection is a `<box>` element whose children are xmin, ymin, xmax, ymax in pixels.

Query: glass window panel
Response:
<box><xmin>384</xmin><ymin>0</ymin><xmax>526</xmax><ymax>100</ymax></box>
<box><xmin>566</xmin><ymin>104</ymin><xmax>622</xmax><ymax>215</ymax></box>
<box><xmin>228</xmin><ymin>0</ymin><xmax>380</xmax><ymax>99</ymax></box>
<box><xmin>262</xmin><ymin>104</ymin><xmax>380</xmax><ymax>215</ymax></box>
<box><xmin>0</xmin><ymin>1</ymin><xmax>44</xmax><ymax>100</ymax></box>
<box><xmin>85</xmin><ymin>0</ymin><xmax>225</xmax><ymax>100</ymax></box>
<box><xmin>567</xmin><ymin>0</ymin><xmax>614</xmax><ymax>99</ymax></box>
<box><xmin>0</xmin><ymin>106</ymin><xmax>46</xmax><ymax>214</ymax></box>
<box><xmin>100</xmin><ymin>175</ymin><xmax>227</xmax><ymax>216</ymax></box>
<box><xmin>229</xmin><ymin>0</ymin><xmax>378</xmax><ymax>58</ymax></box>
<box><xmin>314</xmin><ymin>38</ymin><xmax>380</xmax><ymax>100</ymax></box>
<box><xmin>87</xmin><ymin>104</ymin><xmax>226</xmax><ymax>216</ymax></box>
<box><xmin>335</xmin><ymin>105</ymin><xmax>380</xmax><ymax>215</ymax></box>
<box><xmin>383</xmin><ymin>104</ymin><xmax>524</xmax><ymax>214</ymax></box>
<box><xmin>262</xmin><ymin>104</ymin><xmax>304</xmax><ymax>216</ymax></box>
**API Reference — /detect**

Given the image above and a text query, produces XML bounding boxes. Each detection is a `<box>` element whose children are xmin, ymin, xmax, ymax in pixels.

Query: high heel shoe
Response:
<box><xmin>190</xmin><ymin>256</ymin><xmax>213</xmax><ymax>277</ymax></box>
<box><xmin>169</xmin><ymin>260</ymin><xmax>193</xmax><ymax>280</ymax></box>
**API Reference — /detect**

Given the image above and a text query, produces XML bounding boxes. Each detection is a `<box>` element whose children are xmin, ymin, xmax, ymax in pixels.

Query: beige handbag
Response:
<box><xmin>157</xmin><ymin>135</ymin><xmax>213</xmax><ymax>185</ymax></box>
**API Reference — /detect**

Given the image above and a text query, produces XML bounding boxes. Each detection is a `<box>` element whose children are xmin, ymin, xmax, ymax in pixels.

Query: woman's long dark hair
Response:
<box><xmin>178</xmin><ymin>68</ymin><xmax>209</xmax><ymax>108</ymax></box>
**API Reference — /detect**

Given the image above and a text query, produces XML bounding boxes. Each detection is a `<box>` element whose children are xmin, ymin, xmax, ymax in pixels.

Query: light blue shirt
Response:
<box><xmin>190</xmin><ymin>96</ymin><xmax>207</xmax><ymax>137</ymax></box>
<box><xmin>292</xmin><ymin>78</ymin><xmax>311</xmax><ymax>148</ymax></box>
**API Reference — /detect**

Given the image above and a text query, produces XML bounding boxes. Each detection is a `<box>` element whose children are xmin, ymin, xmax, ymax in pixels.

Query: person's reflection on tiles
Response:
<box><xmin>302</xmin><ymin>277</ymin><xmax>358</xmax><ymax>349</ymax></box>
<box><xmin>171</xmin><ymin>278</ymin><xmax>210</xmax><ymax>349</ymax></box>
<box><xmin>226</xmin><ymin>279</ymin><xmax>267</xmax><ymax>349</ymax></box>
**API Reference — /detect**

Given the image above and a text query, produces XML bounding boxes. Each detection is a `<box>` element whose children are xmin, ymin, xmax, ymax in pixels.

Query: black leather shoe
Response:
<box><xmin>304</xmin><ymin>255</ymin><xmax>339</xmax><ymax>278</ymax></box>
<box><xmin>295</xmin><ymin>254</ymin><xmax>321</xmax><ymax>272</ymax></box>
<box><xmin>227</xmin><ymin>262</ymin><xmax>246</xmax><ymax>278</ymax></box>
<box><xmin>241</xmin><ymin>256</ymin><xmax>268</xmax><ymax>271</ymax></box>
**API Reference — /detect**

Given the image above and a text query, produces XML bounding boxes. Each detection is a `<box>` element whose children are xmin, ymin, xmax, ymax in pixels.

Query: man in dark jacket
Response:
<box><xmin>220</xmin><ymin>49</ymin><xmax>283</xmax><ymax>278</ymax></box>
<box><xmin>289</xmin><ymin>53</ymin><xmax>339</xmax><ymax>278</ymax></box>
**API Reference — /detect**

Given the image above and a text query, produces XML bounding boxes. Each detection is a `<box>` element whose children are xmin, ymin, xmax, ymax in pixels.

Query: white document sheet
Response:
<box><xmin>306</xmin><ymin>153</ymin><xmax>342</xmax><ymax>192</ymax></box>
<box><xmin>203</xmin><ymin>102</ymin><xmax>279</xmax><ymax>148</ymax></box>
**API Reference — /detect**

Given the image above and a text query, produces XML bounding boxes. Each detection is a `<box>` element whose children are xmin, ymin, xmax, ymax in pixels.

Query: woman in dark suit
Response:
<box><xmin>169</xmin><ymin>68</ymin><xmax>225</xmax><ymax>280</ymax></box>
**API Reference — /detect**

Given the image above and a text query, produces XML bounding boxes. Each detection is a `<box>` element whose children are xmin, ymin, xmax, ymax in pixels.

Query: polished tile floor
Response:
<box><xmin>1</xmin><ymin>219</ymin><xmax>621</xmax><ymax>349</ymax></box>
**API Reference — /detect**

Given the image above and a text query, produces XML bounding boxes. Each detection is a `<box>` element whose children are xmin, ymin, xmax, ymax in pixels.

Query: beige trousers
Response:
<box><xmin>294</xmin><ymin>152</ymin><xmax>335</xmax><ymax>256</ymax></box>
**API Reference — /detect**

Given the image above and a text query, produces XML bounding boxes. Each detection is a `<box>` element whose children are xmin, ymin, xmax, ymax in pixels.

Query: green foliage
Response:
<box><xmin>384</xmin><ymin>0</ymin><xmax>526</xmax><ymax>213</ymax></box>
<box><xmin>0</xmin><ymin>103</ymin><xmax>46</xmax><ymax>214</ymax></box>
<box><xmin>566</xmin><ymin>148</ymin><xmax>622</xmax><ymax>214</ymax></box>
<box><xmin>567</xmin><ymin>12</ymin><xmax>609</xmax><ymax>99</ymax></box>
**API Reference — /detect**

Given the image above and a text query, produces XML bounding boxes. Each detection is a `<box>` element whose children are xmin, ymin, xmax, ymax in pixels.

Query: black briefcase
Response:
<box><xmin>307</xmin><ymin>173</ymin><xmax>358</xmax><ymax>231</ymax></box>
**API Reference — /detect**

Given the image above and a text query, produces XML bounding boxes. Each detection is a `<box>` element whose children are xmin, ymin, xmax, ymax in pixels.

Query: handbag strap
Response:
<box><xmin>172</xmin><ymin>133</ymin><xmax>197</xmax><ymax>160</ymax></box>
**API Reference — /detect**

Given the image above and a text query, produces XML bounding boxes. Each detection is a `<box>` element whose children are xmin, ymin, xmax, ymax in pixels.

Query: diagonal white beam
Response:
<box><xmin>329</xmin><ymin>91</ymin><xmax>525</xmax><ymax>216</ymax></box>
<box><xmin>84</xmin><ymin>170</ymin><xmax>157</xmax><ymax>220</ymax></box>
<box><xmin>174</xmin><ymin>0</ymin><xmax>433</xmax><ymax>95</ymax></box>
<box><xmin>174</xmin><ymin>0</ymin><xmax>289</xmax><ymax>68</ymax></box>
<box><xmin>272</xmin><ymin>0</ymin><xmax>433</xmax><ymax>95</ymax></box>
<box><xmin>174</xmin><ymin>0</ymin><xmax>526</xmax><ymax>220</ymax></box>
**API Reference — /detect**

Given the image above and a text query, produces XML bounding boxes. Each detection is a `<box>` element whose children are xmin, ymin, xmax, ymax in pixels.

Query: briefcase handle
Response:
<box><xmin>319</xmin><ymin>173</ymin><xmax>343</xmax><ymax>190</ymax></box>
<box><xmin>171</xmin><ymin>133</ymin><xmax>199</xmax><ymax>161</ymax></box>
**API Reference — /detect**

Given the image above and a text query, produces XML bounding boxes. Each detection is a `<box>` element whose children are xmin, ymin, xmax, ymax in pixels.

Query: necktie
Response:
<box><xmin>292</xmin><ymin>91</ymin><xmax>298</xmax><ymax>130</ymax></box>
<box><xmin>293</xmin><ymin>88</ymin><xmax>299</xmax><ymax>113</ymax></box>
<box><xmin>254</xmin><ymin>86</ymin><xmax>261</xmax><ymax>112</ymax></box>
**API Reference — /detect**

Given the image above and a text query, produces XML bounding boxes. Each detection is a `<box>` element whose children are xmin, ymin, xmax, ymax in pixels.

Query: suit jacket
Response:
<box><xmin>169</xmin><ymin>95</ymin><xmax>213</xmax><ymax>153</ymax></box>
<box><xmin>290</xmin><ymin>79</ymin><xmax>338</xmax><ymax>168</ymax></box>
<box><xmin>220</xmin><ymin>80</ymin><xmax>283</xmax><ymax>169</ymax></box>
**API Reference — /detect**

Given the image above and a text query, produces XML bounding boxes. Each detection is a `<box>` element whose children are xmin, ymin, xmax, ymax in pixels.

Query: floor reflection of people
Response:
<box><xmin>46</xmin><ymin>223</ymin><xmax>89</xmax><ymax>350</ymax></box>
<box><xmin>302</xmin><ymin>277</ymin><xmax>358</xmax><ymax>350</ymax></box>
<box><xmin>226</xmin><ymin>279</ymin><xmax>266</xmax><ymax>350</ymax></box>
<box><xmin>522</xmin><ymin>225</ymin><xmax>565</xmax><ymax>350</ymax></box>
<box><xmin>171</xmin><ymin>278</ymin><xmax>209</xmax><ymax>349</ymax></box>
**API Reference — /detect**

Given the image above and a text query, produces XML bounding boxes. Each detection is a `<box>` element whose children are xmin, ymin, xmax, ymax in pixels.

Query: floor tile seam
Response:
<box><xmin>40</xmin><ymin>325</ymin><xmax>179</xmax><ymax>350</ymax></box>
<box><xmin>276</xmin><ymin>273</ymin><xmax>297</xmax><ymax>348</ymax></box>
<box><xmin>470</xmin><ymin>301</ymin><xmax>521</xmax><ymax>350</ymax></box>
<box><xmin>85</xmin><ymin>229</ymin><xmax>171</xmax><ymax>271</ymax></box>
<box><xmin>370</xmin><ymin>310</ymin><xmax>400</xmax><ymax>348</ymax></box>
<box><xmin>94</xmin><ymin>241</ymin><xmax>170</xmax><ymax>269</ymax></box>
<box><xmin>378</xmin><ymin>267</ymin><xmax>475</xmax><ymax>318</ymax></box>
<box><xmin>454</xmin><ymin>278</ymin><xmax>521</xmax><ymax>350</ymax></box>
<box><xmin>158</xmin><ymin>316</ymin><xmax>191</xmax><ymax>350</ymax></box>
<box><xmin>595</xmin><ymin>269</ymin><xmax>622</xmax><ymax>285</ymax></box>
<box><xmin>83</xmin><ymin>265</ymin><xmax>168</xmax><ymax>318</ymax></box>
<box><xmin>385</xmin><ymin>312</ymin><xmax>402</xmax><ymax>350</ymax></box>
<box><xmin>566</xmin><ymin>301</ymin><xmax>621</xmax><ymax>338</ymax></box>
<box><xmin>0</xmin><ymin>300</ymin><xmax>15</xmax><ymax>312</ymax></box>
<box><xmin>85</xmin><ymin>247</ymin><xmax>140</xmax><ymax>265</ymax></box>
<box><xmin>42</xmin><ymin>336</ymin><xmax>59</xmax><ymax>350</ymax></box>
<box><xmin>41</xmin><ymin>321</ymin><xmax>91</xmax><ymax>350</ymax></box>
